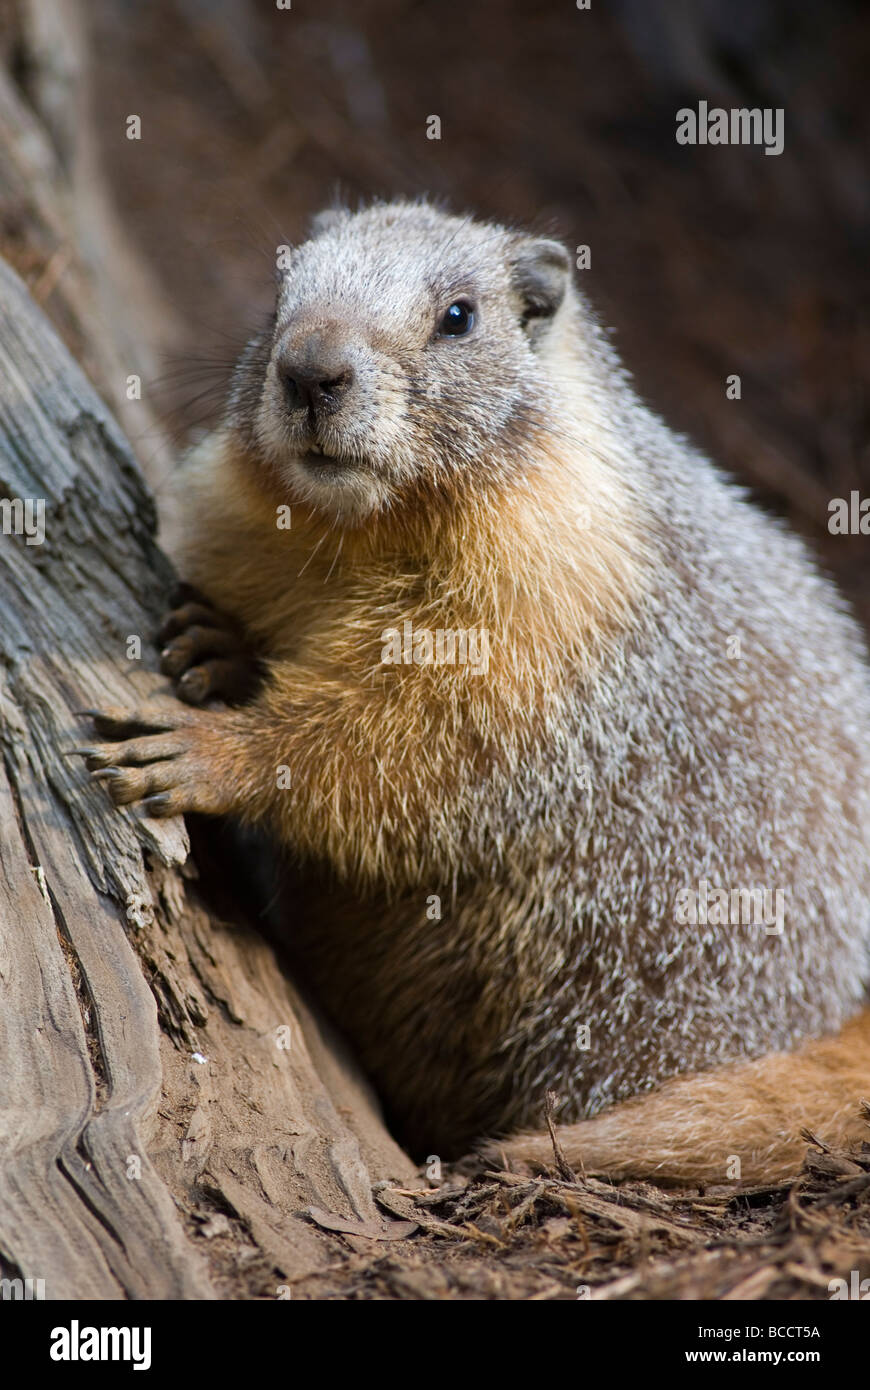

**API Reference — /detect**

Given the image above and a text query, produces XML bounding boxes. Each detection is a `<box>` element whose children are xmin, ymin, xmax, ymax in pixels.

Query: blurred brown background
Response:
<box><xmin>8</xmin><ymin>0</ymin><xmax>870</xmax><ymax>621</ymax></box>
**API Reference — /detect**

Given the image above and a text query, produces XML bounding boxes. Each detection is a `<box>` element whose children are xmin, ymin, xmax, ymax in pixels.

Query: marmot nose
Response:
<box><xmin>280</xmin><ymin>353</ymin><xmax>355</xmax><ymax>418</ymax></box>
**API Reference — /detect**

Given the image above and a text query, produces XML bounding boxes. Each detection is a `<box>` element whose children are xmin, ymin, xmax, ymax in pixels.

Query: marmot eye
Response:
<box><xmin>438</xmin><ymin>301</ymin><xmax>475</xmax><ymax>337</ymax></box>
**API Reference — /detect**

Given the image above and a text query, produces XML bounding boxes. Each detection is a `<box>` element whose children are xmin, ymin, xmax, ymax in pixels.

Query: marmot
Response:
<box><xmin>80</xmin><ymin>200</ymin><xmax>870</xmax><ymax>1183</ymax></box>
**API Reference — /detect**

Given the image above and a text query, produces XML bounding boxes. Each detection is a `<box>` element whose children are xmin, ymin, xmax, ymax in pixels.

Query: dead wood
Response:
<box><xmin>0</xmin><ymin>253</ymin><xmax>414</xmax><ymax>1300</ymax></box>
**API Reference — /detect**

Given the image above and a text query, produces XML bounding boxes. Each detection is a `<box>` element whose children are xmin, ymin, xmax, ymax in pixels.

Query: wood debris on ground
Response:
<box><xmin>288</xmin><ymin>1135</ymin><xmax>870</xmax><ymax>1300</ymax></box>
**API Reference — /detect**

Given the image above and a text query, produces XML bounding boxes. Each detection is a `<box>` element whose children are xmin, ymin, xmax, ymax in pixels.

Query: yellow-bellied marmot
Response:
<box><xmin>79</xmin><ymin>200</ymin><xmax>870</xmax><ymax>1183</ymax></box>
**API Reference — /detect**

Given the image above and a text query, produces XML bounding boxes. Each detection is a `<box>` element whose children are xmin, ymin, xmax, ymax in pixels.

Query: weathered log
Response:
<box><xmin>0</xmin><ymin>255</ymin><xmax>415</xmax><ymax>1300</ymax></box>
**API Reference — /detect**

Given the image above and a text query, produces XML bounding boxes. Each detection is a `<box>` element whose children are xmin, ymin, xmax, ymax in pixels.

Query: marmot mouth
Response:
<box><xmin>299</xmin><ymin>448</ymin><xmax>363</xmax><ymax>477</ymax></box>
<box><xmin>301</xmin><ymin>449</ymin><xmax>349</xmax><ymax>468</ymax></box>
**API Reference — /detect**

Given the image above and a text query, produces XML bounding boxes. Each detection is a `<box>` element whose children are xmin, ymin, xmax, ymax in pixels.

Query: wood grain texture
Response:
<box><xmin>0</xmin><ymin>255</ymin><xmax>415</xmax><ymax>1300</ymax></box>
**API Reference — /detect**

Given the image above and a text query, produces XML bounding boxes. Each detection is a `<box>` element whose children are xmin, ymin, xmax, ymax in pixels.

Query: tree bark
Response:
<box><xmin>0</xmin><ymin>0</ymin><xmax>417</xmax><ymax>1301</ymax></box>
<box><xmin>0</xmin><ymin>253</ymin><xmax>414</xmax><ymax>1300</ymax></box>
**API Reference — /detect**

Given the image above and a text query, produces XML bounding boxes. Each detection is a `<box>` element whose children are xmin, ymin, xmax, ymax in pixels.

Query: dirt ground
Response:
<box><xmin>15</xmin><ymin>0</ymin><xmax>870</xmax><ymax>1299</ymax></box>
<box><xmin>304</xmin><ymin>1141</ymin><xmax>870</xmax><ymax>1301</ymax></box>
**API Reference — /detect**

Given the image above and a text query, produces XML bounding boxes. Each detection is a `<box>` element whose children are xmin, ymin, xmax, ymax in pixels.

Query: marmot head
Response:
<box><xmin>229</xmin><ymin>200</ymin><xmax>573</xmax><ymax>524</ymax></box>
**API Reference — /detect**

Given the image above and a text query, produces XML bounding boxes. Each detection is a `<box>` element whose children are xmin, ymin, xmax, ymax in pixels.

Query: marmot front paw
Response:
<box><xmin>72</xmin><ymin>703</ymin><xmax>243</xmax><ymax>817</ymax></box>
<box><xmin>157</xmin><ymin>582</ymin><xmax>261</xmax><ymax>706</ymax></box>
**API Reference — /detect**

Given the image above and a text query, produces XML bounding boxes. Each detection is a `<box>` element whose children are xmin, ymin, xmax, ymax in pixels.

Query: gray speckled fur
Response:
<box><xmin>195</xmin><ymin>202</ymin><xmax>870</xmax><ymax>1157</ymax></box>
<box><xmin>293</xmin><ymin>437</ymin><xmax>870</xmax><ymax>1154</ymax></box>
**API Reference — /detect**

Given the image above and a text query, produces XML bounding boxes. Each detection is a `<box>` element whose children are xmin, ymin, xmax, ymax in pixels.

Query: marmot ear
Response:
<box><xmin>510</xmin><ymin>238</ymin><xmax>571</xmax><ymax>325</ymax></box>
<box><xmin>309</xmin><ymin>207</ymin><xmax>349</xmax><ymax>238</ymax></box>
